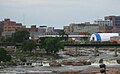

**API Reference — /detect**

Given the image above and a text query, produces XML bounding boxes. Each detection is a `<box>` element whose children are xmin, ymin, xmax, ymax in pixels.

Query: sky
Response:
<box><xmin>0</xmin><ymin>0</ymin><xmax>120</xmax><ymax>29</ymax></box>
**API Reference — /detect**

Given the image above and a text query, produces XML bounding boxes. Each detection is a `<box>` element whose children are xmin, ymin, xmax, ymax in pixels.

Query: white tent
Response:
<box><xmin>90</xmin><ymin>33</ymin><xmax>119</xmax><ymax>41</ymax></box>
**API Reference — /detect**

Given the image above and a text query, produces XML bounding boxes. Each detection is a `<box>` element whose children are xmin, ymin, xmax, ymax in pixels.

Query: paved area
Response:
<box><xmin>81</xmin><ymin>67</ymin><xmax>120</xmax><ymax>74</ymax></box>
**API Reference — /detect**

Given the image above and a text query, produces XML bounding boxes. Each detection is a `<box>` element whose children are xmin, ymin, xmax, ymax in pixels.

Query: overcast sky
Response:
<box><xmin>0</xmin><ymin>0</ymin><xmax>120</xmax><ymax>28</ymax></box>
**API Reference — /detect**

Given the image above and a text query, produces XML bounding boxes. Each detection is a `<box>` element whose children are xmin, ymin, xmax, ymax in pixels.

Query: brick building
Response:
<box><xmin>94</xmin><ymin>19</ymin><xmax>113</xmax><ymax>33</ymax></box>
<box><xmin>0</xmin><ymin>18</ymin><xmax>26</xmax><ymax>36</ymax></box>
<box><xmin>105</xmin><ymin>16</ymin><xmax>120</xmax><ymax>32</ymax></box>
<box><xmin>26</xmin><ymin>25</ymin><xmax>38</xmax><ymax>32</ymax></box>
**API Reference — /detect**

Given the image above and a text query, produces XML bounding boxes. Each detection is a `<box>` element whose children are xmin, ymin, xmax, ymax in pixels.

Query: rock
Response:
<box><xmin>84</xmin><ymin>61</ymin><xmax>91</xmax><ymax>65</ymax></box>
<box><xmin>49</xmin><ymin>61</ymin><xmax>61</xmax><ymax>66</ymax></box>
<box><xmin>61</xmin><ymin>60</ymin><xmax>74</xmax><ymax>65</ymax></box>
<box><xmin>117</xmin><ymin>59</ymin><xmax>120</xmax><ymax>64</ymax></box>
<box><xmin>72</xmin><ymin>61</ymin><xmax>84</xmax><ymax>66</ymax></box>
<box><xmin>61</xmin><ymin>60</ymin><xmax>91</xmax><ymax>66</ymax></box>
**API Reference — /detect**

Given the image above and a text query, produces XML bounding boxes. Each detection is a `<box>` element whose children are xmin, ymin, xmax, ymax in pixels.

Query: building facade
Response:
<box><xmin>46</xmin><ymin>27</ymin><xmax>54</xmax><ymax>32</ymax></box>
<box><xmin>66</xmin><ymin>22</ymin><xmax>99</xmax><ymax>34</ymax></box>
<box><xmin>0</xmin><ymin>18</ymin><xmax>26</xmax><ymax>36</ymax></box>
<box><xmin>0</xmin><ymin>19</ymin><xmax>25</xmax><ymax>32</ymax></box>
<box><xmin>94</xmin><ymin>19</ymin><xmax>113</xmax><ymax>33</ymax></box>
<box><xmin>94</xmin><ymin>19</ymin><xmax>112</xmax><ymax>26</ymax></box>
<box><xmin>99</xmin><ymin>25</ymin><xmax>113</xmax><ymax>33</ymax></box>
<box><xmin>64</xmin><ymin>26</ymin><xmax>71</xmax><ymax>34</ymax></box>
<box><xmin>105</xmin><ymin>16</ymin><xmax>120</xmax><ymax>26</ymax></box>
<box><xmin>105</xmin><ymin>16</ymin><xmax>120</xmax><ymax>32</ymax></box>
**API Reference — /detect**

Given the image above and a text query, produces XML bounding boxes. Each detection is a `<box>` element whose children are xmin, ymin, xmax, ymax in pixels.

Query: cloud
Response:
<box><xmin>0</xmin><ymin>0</ymin><xmax>120</xmax><ymax>28</ymax></box>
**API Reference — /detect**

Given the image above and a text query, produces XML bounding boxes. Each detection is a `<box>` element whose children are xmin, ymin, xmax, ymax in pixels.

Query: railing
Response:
<box><xmin>64</xmin><ymin>41</ymin><xmax>120</xmax><ymax>47</ymax></box>
<box><xmin>0</xmin><ymin>42</ymin><xmax>120</xmax><ymax>47</ymax></box>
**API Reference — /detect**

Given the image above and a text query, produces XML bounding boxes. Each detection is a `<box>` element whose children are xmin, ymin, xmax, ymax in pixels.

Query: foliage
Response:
<box><xmin>0</xmin><ymin>36</ymin><xmax>5</xmax><ymax>42</ymax></box>
<box><xmin>0</xmin><ymin>36</ymin><xmax>12</xmax><ymax>42</ymax></box>
<box><xmin>22</xmin><ymin>40</ymin><xmax>37</xmax><ymax>52</ymax></box>
<box><xmin>40</xmin><ymin>37</ymin><xmax>64</xmax><ymax>54</ymax></box>
<box><xmin>39</xmin><ymin>37</ymin><xmax>47</xmax><ymax>49</ymax></box>
<box><xmin>0</xmin><ymin>48</ymin><xmax>11</xmax><ymax>62</ymax></box>
<box><xmin>5</xmin><ymin>37</ymin><xmax>12</xmax><ymax>42</ymax></box>
<box><xmin>12</xmin><ymin>30</ymin><xmax>30</xmax><ymax>43</ymax></box>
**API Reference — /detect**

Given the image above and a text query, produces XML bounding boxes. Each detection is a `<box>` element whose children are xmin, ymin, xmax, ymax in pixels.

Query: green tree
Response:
<box><xmin>22</xmin><ymin>40</ymin><xmax>37</xmax><ymax>52</ymax></box>
<box><xmin>0</xmin><ymin>48</ymin><xmax>11</xmax><ymax>62</ymax></box>
<box><xmin>43</xmin><ymin>37</ymin><xmax>63</xmax><ymax>54</ymax></box>
<box><xmin>0</xmin><ymin>36</ymin><xmax>12</xmax><ymax>42</ymax></box>
<box><xmin>5</xmin><ymin>37</ymin><xmax>12</xmax><ymax>42</ymax></box>
<box><xmin>39</xmin><ymin>37</ymin><xmax>48</xmax><ymax>49</ymax></box>
<box><xmin>0</xmin><ymin>36</ymin><xmax>5</xmax><ymax>42</ymax></box>
<box><xmin>12</xmin><ymin>30</ymin><xmax>30</xmax><ymax>43</ymax></box>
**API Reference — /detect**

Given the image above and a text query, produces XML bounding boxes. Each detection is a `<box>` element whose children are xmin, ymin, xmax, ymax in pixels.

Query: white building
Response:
<box><xmin>46</xmin><ymin>27</ymin><xmax>54</xmax><ymax>32</ymax></box>
<box><xmin>38</xmin><ymin>26</ymin><xmax>47</xmax><ymax>33</ymax></box>
<box><xmin>94</xmin><ymin>19</ymin><xmax>113</xmax><ymax>26</ymax></box>
<box><xmin>90</xmin><ymin>33</ymin><xmax>119</xmax><ymax>41</ymax></box>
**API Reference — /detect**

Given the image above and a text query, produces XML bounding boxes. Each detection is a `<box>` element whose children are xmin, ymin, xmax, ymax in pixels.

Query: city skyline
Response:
<box><xmin>0</xmin><ymin>0</ymin><xmax>120</xmax><ymax>29</ymax></box>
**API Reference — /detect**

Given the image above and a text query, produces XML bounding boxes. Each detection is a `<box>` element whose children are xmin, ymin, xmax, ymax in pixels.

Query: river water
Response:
<box><xmin>0</xmin><ymin>64</ymin><xmax>120</xmax><ymax>74</ymax></box>
<box><xmin>0</xmin><ymin>48</ymin><xmax>120</xmax><ymax>74</ymax></box>
<box><xmin>0</xmin><ymin>65</ymin><xmax>90</xmax><ymax>74</ymax></box>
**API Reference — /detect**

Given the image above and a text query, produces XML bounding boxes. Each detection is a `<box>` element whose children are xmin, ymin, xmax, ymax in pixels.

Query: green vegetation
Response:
<box><xmin>0</xmin><ymin>36</ymin><xmax>12</xmax><ymax>42</ymax></box>
<box><xmin>22</xmin><ymin>40</ymin><xmax>37</xmax><ymax>52</ymax></box>
<box><xmin>12</xmin><ymin>30</ymin><xmax>30</xmax><ymax>43</ymax></box>
<box><xmin>0</xmin><ymin>48</ymin><xmax>11</xmax><ymax>62</ymax></box>
<box><xmin>40</xmin><ymin>37</ymin><xmax>64</xmax><ymax>55</ymax></box>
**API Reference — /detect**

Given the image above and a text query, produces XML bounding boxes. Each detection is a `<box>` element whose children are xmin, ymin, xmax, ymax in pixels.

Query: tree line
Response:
<box><xmin>0</xmin><ymin>30</ymin><xmax>66</xmax><ymax>62</ymax></box>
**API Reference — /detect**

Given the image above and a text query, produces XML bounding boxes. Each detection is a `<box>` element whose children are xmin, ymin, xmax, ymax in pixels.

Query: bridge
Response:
<box><xmin>64</xmin><ymin>43</ymin><xmax>120</xmax><ymax>47</ymax></box>
<box><xmin>0</xmin><ymin>42</ymin><xmax>120</xmax><ymax>47</ymax></box>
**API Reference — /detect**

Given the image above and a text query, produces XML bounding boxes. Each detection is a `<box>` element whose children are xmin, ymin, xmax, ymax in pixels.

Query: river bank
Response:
<box><xmin>0</xmin><ymin>66</ymin><xmax>120</xmax><ymax>74</ymax></box>
<box><xmin>0</xmin><ymin>47</ymin><xmax>120</xmax><ymax>74</ymax></box>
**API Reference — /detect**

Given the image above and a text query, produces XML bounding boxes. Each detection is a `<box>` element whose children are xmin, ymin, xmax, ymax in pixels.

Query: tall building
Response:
<box><xmin>105</xmin><ymin>16</ymin><xmax>120</xmax><ymax>26</ymax></box>
<box><xmin>105</xmin><ymin>16</ymin><xmax>120</xmax><ymax>32</ymax></box>
<box><xmin>0</xmin><ymin>18</ymin><xmax>26</xmax><ymax>36</ymax></box>
<box><xmin>4</xmin><ymin>19</ymin><xmax>16</xmax><ymax>32</ymax></box>
<box><xmin>94</xmin><ymin>19</ymin><xmax>113</xmax><ymax>33</ymax></box>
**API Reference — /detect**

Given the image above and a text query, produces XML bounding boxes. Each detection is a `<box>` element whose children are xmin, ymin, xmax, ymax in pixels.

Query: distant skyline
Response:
<box><xmin>0</xmin><ymin>0</ymin><xmax>120</xmax><ymax>29</ymax></box>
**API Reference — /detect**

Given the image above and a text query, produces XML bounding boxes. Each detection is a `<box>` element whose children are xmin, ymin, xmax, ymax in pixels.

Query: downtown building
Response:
<box><xmin>94</xmin><ymin>19</ymin><xmax>113</xmax><ymax>33</ymax></box>
<box><xmin>105</xmin><ymin>16</ymin><xmax>120</xmax><ymax>32</ymax></box>
<box><xmin>64</xmin><ymin>22</ymin><xmax>99</xmax><ymax>34</ymax></box>
<box><xmin>0</xmin><ymin>18</ymin><xmax>26</xmax><ymax>36</ymax></box>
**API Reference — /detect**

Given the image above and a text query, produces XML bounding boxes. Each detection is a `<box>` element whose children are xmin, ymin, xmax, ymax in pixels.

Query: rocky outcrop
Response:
<box><xmin>49</xmin><ymin>61</ymin><xmax>61</xmax><ymax>66</ymax></box>
<box><xmin>117</xmin><ymin>59</ymin><xmax>120</xmax><ymax>64</ymax></box>
<box><xmin>61</xmin><ymin>60</ymin><xmax>91</xmax><ymax>66</ymax></box>
<box><xmin>61</xmin><ymin>60</ymin><xmax>74</xmax><ymax>65</ymax></box>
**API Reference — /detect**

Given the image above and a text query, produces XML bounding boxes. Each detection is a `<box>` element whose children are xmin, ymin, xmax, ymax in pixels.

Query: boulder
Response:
<box><xmin>117</xmin><ymin>59</ymin><xmax>120</xmax><ymax>64</ymax></box>
<box><xmin>49</xmin><ymin>61</ymin><xmax>61</xmax><ymax>66</ymax></box>
<box><xmin>61</xmin><ymin>60</ymin><xmax>74</xmax><ymax>65</ymax></box>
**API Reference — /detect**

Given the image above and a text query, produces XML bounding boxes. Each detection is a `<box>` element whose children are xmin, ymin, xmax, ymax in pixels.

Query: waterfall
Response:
<box><xmin>91</xmin><ymin>58</ymin><xmax>119</xmax><ymax>66</ymax></box>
